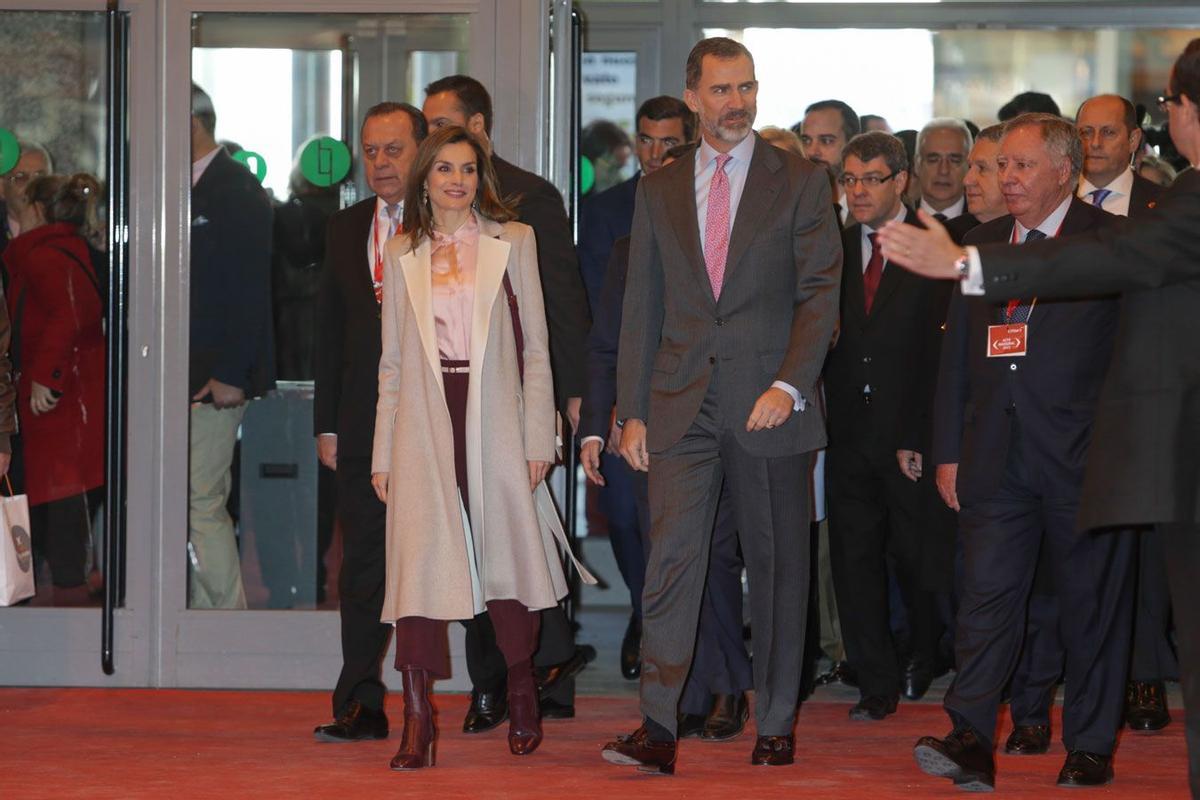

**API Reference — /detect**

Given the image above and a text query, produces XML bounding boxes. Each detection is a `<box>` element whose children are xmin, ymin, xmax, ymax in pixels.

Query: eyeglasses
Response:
<box><xmin>1157</xmin><ymin>92</ymin><xmax>1183</xmax><ymax>111</ymax></box>
<box><xmin>838</xmin><ymin>171</ymin><xmax>898</xmax><ymax>189</ymax></box>
<box><xmin>3</xmin><ymin>170</ymin><xmax>47</xmax><ymax>186</ymax></box>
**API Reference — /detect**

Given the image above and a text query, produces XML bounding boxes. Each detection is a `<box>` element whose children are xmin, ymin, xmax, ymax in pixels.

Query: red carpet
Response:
<box><xmin>0</xmin><ymin>688</ymin><xmax>1189</xmax><ymax>798</ymax></box>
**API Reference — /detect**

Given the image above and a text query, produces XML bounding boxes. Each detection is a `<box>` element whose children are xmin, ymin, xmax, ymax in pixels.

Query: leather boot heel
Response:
<box><xmin>507</xmin><ymin>660</ymin><xmax>543</xmax><ymax>756</ymax></box>
<box><xmin>390</xmin><ymin>666</ymin><xmax>437</xmax><ymax>771</ymax></box>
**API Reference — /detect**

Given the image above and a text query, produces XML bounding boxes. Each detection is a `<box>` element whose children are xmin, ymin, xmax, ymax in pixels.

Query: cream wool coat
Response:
<box><xmin>372</xmin><ymin>216</ymin><xmax>587</xmax><ymax>623</ymax></box>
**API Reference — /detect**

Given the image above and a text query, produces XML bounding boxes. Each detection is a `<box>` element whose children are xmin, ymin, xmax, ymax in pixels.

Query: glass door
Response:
<box><xmin>159</xmin><ymin>0</ymin><xmax>554</xmax><ymax>691</ymax></box>
<box><xmin>0</xmin><ymin>1</ymin><xmax>144</xmax><ymax>685</ymax></box>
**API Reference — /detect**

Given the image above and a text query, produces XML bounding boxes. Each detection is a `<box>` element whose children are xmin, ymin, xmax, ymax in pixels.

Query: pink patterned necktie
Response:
<box><xmin>704</xmin><ymin>153</ymin><xmax>732</xmax><ymax>300</ymax></box>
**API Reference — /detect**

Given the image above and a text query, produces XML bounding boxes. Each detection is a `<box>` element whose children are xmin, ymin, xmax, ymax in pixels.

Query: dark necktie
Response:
<box><xmin>933</xmin><ymin>212</ymin><xmax>948</xmax><ymax>223</ymax></box>
<box><xmin>863</xmin><ymin>232</ymin><xmax>884</xmax><ymax>314</ymax></box>
<box><xmin>1089</xmin><ymin>188</ymin><xmax>1113</xmax><ymax>208</ymax></box>
<box><xmin>1005</xmin><ymin>229</ymin><xmax>1045</xmax><ymax>323</ymax></box>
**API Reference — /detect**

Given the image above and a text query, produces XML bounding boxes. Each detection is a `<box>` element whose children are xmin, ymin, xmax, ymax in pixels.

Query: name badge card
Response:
<box><xmin>987</xmin><ymin>323</ymin><xmax>1027</xmax><ymax>357</ymax></box>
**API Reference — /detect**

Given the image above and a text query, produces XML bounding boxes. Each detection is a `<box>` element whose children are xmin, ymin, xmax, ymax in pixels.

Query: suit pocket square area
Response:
<box><xmin>192</xmin><ymin>215</ymin><xmax>210</xmax><ymax>227</ymax></box>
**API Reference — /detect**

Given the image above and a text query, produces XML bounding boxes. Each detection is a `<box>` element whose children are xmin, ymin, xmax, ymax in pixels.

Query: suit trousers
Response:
<box><xmin>330</xmin><ymin>454</ymin><xmax>391</xmax><ymax>715</ymax></box>
<box><xmin>827</xmin><ymin>440</ymin><xmax>938</xmax><ymax>698</ymax></box>
<box><xmin>1160</xmin><ymin>523</ymin><xmax>1200</xmax><ymax>798</ymax></box>
<box><xmin>600</xmin><ymin>450</ymin><xmax>647</xmax><ymax>619</ymax></box>
<box><xmin>188</xmin><ymin>402</ymin><xmax>248</xmax><ymax>610</ymax></box>
<box><xmin>677</xmin><ymin>477</ymin><xmax>754</xmax><ymax>715</ymax></box>
<box><xmin>946</xmin><ymin>423</ymin><xmax>1135</xmax><ymax>754</ymax></box>
<box><xmin>640</xmin><ymin>379</ymin><xmax>811</xmax><ymax>737</ymax></box>
<box><xmin>1131</xmin><ymin>526</ymin><xmax>1178</xmax><ymax>682</ymax></box>
<box><xmin>1008</xmin><ymin>590</ymin><xmax>1064</xmax><ymax>726</ymax></box>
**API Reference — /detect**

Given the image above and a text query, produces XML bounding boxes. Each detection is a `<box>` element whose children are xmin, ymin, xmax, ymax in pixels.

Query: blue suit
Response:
<box><xmin>578</xmin><ymin>174</ymin><xmax>639</xmax><ymax>311</ymax></box>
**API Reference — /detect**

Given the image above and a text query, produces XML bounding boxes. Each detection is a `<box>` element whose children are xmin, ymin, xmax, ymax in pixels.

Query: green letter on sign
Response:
<box><xmin>0</xmin><ymin>128</ymin><xmax>19</xmax><ymax>176</ymax></box>
<box><xmin>233</xmin><ymin>150</ymin><xmax>268</xmax><ymax>183</ymax></box>
<box><xmin>300</xmin><ymin>137</ymin><xmax>351</xmax><ymax>187</ymax></box>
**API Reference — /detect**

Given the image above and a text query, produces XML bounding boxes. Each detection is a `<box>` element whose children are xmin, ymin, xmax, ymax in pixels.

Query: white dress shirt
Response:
<box><xmin>367</xmin><ymin>196</ymin><xmax>404</xmax><ymax>282</ymax></box>
<box><xmin>1078</xmin><ymin>166</ymin><xmax>1134</xmax><ymax>218</ymax></box>
<box><xmin>920</xmin><ymin>194</ymin><xmax>965</xmax><ymax>221</ymax></box>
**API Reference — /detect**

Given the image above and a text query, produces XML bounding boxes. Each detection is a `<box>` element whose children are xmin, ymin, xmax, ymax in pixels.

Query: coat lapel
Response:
<box><xmin>842</xmin><ymin>226</ymin><xmax>866</xmax><ymax>325</ymax></box>
<box><xmin>398</xmin><ymin>238</ymin><xmax>444</xmax><ymax>396</ymax></box>
<box><xmin>663</xmin><ymin>151</ymin><xmax>709</xmax><ymax>305</ymax></box>
<box><xmin>724</xmin><ymin>137</ymin><xmax>783</xmax><ymax>281</ymax></box>
<box><xmin>471</xmin><ymin>219</ymin><xmax>511</xmax><ymax>381</ymax></box>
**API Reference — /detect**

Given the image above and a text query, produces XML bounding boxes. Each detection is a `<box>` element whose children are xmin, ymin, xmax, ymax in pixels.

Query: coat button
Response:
<box><xmin>709</xmin><ymin>356</ymin><xmax>716</xmax><ymax>365</ymax></box>
<box><xmin>1009</xmin><ymin>363</ymin><xmax>1018</xmax><ymax>371</ymax></box>
<box><xmin>715</xmin><ymin>318</ymin><xmax>725</xmax><ymax>326</ymax></box>
<box><xmin>862</xmin><ymin>356</ymin><xmax>872</xmax><ymax>364</ymax></box>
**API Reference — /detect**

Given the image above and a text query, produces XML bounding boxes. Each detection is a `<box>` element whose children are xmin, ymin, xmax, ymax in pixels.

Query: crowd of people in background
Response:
<box><xmin>3</xmin><ymin>28</ymin><xmax>1195</xmax><ymax>796</ymax></box>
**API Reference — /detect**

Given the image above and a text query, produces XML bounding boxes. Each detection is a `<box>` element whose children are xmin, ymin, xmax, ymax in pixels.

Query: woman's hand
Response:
<box><xmin>30</xmin><ymin>381</ymin><xmax>59</xmax><ymax>415</ymax></box>
<box><xmin>528</xmin><ymin>460</ymin><xmax>551</xmax><ymax>491</ymax></box>
<box><xmin>371</xmin><ymin>472</ymin><xmax>389</xmax><ymax>504</ymax></box>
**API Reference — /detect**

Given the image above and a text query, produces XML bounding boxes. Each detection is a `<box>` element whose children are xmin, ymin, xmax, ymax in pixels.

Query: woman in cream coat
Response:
<box><xmin>370</xmin><ymin>125</ymin><xmax>589</xmax><ymax>771</ymax></box>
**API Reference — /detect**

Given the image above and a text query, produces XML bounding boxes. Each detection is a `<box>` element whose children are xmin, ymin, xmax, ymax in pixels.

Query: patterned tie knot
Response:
<box><xmin>715</xmin><ymin>153</ymin><xmax>732</xmax><ymax>173</ymax></box>
<box><xmin>1024</xmin><ymin>229</ymin><xmax>1046</xmax><ymax>242</ymax></box>
<box><xmin>1089</xmin><ymin>188</ymin><xmax>1112</xmax><ymax>208</ymax></box>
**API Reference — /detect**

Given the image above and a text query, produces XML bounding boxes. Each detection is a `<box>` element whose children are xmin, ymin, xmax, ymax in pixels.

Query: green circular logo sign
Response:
<box><xmin>300</xmin><ymin>137</ymin><xmax>352</xmax><ymax>187</ymax></box>
<box><xmin>233</xmin><ymin>149</ymin><xmax>268</xmax><ymax>183</ymax></box>
<box><xmin>579</xmin><ymin>155</ymin><xmax>595</xmax><ymax>195</ymax></box>
<box><xmin>0</xmin><ymin>128</ymin><xmax>19</xmax><ymax>176</ymax></box>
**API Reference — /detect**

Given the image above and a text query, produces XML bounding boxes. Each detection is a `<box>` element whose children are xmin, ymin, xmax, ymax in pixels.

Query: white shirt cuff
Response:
<box><xmin>771</xmin><ymin>381</ymin><xmax>805</xmax><ymax>412</ymax></box>
<box><xmin>580</xmin><ymin>435</ymin><xmax>605</xmax><ymax>448</ymax></box>
<box><xmin>962</xmin><ymin>246</ymin><xmax>985</xmax><ymax>296</ymax></box>
<box><xmin>317</xmin><ymin>432</ymin><xmax>336</xmax><ymax>438</ymax></box>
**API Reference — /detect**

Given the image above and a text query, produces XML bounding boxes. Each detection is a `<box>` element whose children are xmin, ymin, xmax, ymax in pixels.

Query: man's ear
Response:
<box><xmin>467</xmin><ymin>112</ymin><xmax>487</xmax><ymax>138</ymax></box>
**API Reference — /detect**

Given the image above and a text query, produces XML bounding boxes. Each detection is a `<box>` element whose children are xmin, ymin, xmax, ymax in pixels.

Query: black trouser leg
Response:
<box><xmin>1160</xmin><ymin>523</ymin><xmax>1200</xmax><ymax>798</ymax></box>
<box><xmin>1131</xmin><ymin>526</ymin><xmax>1179</xmax><ymax>682</ymax></box>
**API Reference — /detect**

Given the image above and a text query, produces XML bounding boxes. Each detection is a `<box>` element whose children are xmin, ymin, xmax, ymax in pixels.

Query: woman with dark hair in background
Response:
<box><xmin>370</xmin><ymin>125</ymin><xmax>590</xmax><ymax>771</ymax></box>
<box><xmin>2</xmin><ymin>173</ymin><xmax>105</xmax><ymax>606</ymax></box>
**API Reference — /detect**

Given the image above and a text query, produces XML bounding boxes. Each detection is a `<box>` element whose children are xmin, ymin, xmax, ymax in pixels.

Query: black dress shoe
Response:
<box><xmin>535</xmin><ymin>645</ymin><xmax>596</xmax><ymax>699</ymax></box>
<box><xmin>701</xmin><ymin>692</ymin><xmax>749</xmax><ymax>741</ymax></box>
<box><xmin>602</xmin><ymin>726</ymin><xmax>677</xmax><ymax>775</ymax></box>
<box><xmin>462</xmin><ymin>688</ymin><xmax>508</xmax><ymax>733</ymax></box>
<box><xmin>676</xmin><ymin>712</ymin><xmax>707</xmax><ymax>739</ymax></box>
<box><xmin>815</xmin><ymin>660</ymin><xmax>858</xmax><ymax>688</ymax></box>
<box><xmin>848</xmin><ymin>695</ymin><xmax>898</xmax><ymax>721</ymax></box>
<box><xmin>1004</xmin><ymin>724</ymin><xmax>1050</xmax><ymax>755</ymax></box>
<box><xmin>1056</xmin><ymin>751</ymin><xmax>1113</xmax><ymax>787</ymax></box>
<box><xmin>539</xmin><ymin>697</ymin><xmax>575</xmax><ymax>719</ymax></box>
<box><xmin>750</xmin><ymin>734</ymin><xmax>794</xmax><ymax>766</ymax></box>
<box><xmin>913</xmin><ymin>728</ymin><xmax>995</xmax><ymax>792</ymax></box>
<box><xmin>1126</xmin><ymin>680</ymin><xmax>1171</xmax><ymax>732</ymax></box>
<box><xmin>313</xmin><ymin>700</ymin><xmax>389</xmax><ymax>742</ymax></box>
<box><xmin>903</xmin><ymin>659</ymin><xmax>936</xmax><ymax>701</ymax></box>
<box><xmin>621</xmin><ymin>614</ymin><xmax>642</xmax><ymax>680</ymax></box>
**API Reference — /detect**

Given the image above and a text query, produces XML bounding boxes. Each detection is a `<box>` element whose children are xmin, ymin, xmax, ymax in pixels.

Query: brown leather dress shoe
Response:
<box><xmin>314</xmin><ymin>700</ymin><xmax>389</xmax><ymax>742</ymax></box>
<box><xmin>750</xmin><ymin>734</ymin><xmax>794</xmax><ymax>766</ymax></box>
<box><xmin>676</xmin><ymin>712</ymin><xmax>707</xmax><ymax>739</ymax></box>
<box><xmin>601</xmin><ymin>726</ymin><xmax>677</xmax><ymax>775</ymax></box>
<box><xmin>1126</xmin><ymin>680</ymin><xmax>1171</xmax><ymax>732</ymax></box>
<box><xmin>1004</xmin><ymin>724</ymin><xmax>1050</xmax><ymax>755</ymax></box>
<box><xmin>1056</xmin><ymin>750</ymin><xmax>1113</xmax><ymax>787</ymax></box>
<box><xmin>701</xmin><ymin>693</ymin><xmax>749</xmax><ymax>741</ymax></box>
<box><xmin>913</xmin><ymin>728</ymin><xmax>995</xmax><ymax>792</ymax></box>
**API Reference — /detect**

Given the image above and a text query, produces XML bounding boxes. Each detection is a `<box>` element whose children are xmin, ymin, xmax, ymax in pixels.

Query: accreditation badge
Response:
<box><xmin>987</xmin><ymin>323</ymin><xmax>1027</xmax><ymax>358</ymax></box>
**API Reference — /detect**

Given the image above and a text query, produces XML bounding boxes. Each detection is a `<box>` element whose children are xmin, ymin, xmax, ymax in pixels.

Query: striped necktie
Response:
<box><xmin>1088</xmin><ymin>188</ymin><xmax>1112</xmax><ymax>208</ymax></box>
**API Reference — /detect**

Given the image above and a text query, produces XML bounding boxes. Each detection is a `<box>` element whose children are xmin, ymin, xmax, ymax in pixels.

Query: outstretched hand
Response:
<box><xmin>877</xmin><ymin>210</ymin><xmax>964</xmax><ymax>280</ymax></box>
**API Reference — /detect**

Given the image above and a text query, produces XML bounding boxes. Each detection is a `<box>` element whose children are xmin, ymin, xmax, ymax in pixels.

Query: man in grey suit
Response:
<box><xmin>601</xmin><ymin>37</ymin><xmax>842</xmax><ymax>775</ymax></box>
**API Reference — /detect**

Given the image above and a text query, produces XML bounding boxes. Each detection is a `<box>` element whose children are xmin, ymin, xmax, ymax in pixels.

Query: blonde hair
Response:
<box><xmin>759</xmin><ymin>126</ymin><xmax>805</xmax><ymax>158</ymax></box>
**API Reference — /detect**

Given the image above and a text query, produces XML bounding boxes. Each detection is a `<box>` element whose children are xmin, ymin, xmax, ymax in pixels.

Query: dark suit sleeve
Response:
<box><xmin>931</xmin><ymin>284</ymin><xmax>970</xmax><ymax>466</ymax></box>
<box><xmin>313</xmin><ymin>215</ymin><xmax>345</xmax><ymax>436</ymax></box>
<box><xmin>616</xmin><ymin>179</ymin><xmax>664</xmax><ymax>424</ymax></box>
<box><xmin>210</xmin><ymin>171</ymin><xmax>274</xmax><ymax>391</ymax></box>
<box><xmin>978</xmin><ymin>178</ymin><xmax>1200</xmax><ymax>299</ymax></box>
<box><xmin>580</xmin><ymin>238</ymin><xmax>629</xmax><ymax>441</ymax></box>
<box><xmin>576</xmin><ymin>197</ymin><xmax>610</xmax><ymax>313</ymax></box>
<box><xmin>777</xmin><ymin>168</ymin><xmax>842</xmax><ymax>397</ymax></box>
<box><xmin>519</xmin><ymin>181</ymin><xmax>591</xmax><ymax>406</ymax></box>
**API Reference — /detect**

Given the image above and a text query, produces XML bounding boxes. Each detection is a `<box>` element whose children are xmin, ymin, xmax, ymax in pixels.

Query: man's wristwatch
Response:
<box><xmin>953</xmin><ymin>250</ymin><xmax>970</xmax><ymax>280</ymax></box>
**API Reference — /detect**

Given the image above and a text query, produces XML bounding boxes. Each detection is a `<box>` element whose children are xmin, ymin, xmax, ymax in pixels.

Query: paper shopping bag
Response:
<box><xmin>0</xmin><ymin>487</ymin><xmax>34</xmax><ymax>606</ymax></box>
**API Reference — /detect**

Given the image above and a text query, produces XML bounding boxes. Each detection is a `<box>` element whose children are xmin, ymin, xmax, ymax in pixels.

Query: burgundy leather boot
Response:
<box><xmin>389</xmin><ymin>667</ymin><xmax>436</xmax><ymax>770</ymax></box>
<box><xmin>507</xmin><ymin>659</ymin><xmax>542</xmax><ymax>755</ymax></box>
